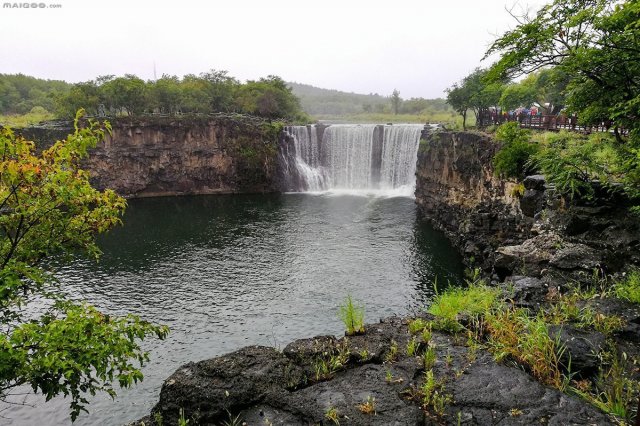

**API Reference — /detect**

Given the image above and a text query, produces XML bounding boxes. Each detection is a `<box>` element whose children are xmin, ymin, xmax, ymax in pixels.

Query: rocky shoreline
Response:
<box><xmin>129</xmin><ymin>130</ymin><xmax>640</xmax><ymax>425</ymax></box>
<box><xmin>132</xmin><ymin>315</ymin><xmax>610</xmax><ymax>425</ymax></box>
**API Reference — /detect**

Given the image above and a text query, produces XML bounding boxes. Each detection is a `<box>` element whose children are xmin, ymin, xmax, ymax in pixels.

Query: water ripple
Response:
<box><xmin>3</xmin><ymin>193</ymin><xmax>463</xmax><ymax>425</ymax></box>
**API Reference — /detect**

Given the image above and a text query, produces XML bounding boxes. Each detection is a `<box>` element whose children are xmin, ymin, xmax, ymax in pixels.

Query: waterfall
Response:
<box><xmin>379</xmin><ymin>124</ymin><xmax>423</xmax><ymax>192</ymax></box>
<box><xmin>287</xmin><ymin>125</ymin><xmax>326</xmax><ymax>191</ymax></box>
<box><xmin>282</xmin><ymin>123</ymin><xmax>423</xmax><ymax>196</ymax></box>
<box><xmin>324</xmin><ymin>125</ymin><xmax>376</xmax><ymax>190</ymax></box>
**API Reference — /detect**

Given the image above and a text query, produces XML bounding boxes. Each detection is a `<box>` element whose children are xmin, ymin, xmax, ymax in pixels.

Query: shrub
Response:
<box><xmin>493</xmin><ymin>123</ymin><xmax>539</xmax><ymax>179</ymax></box>
<box><xmin>338</xmin><ymin>295</ymin><xmax>365</xmax><ymax>335</ymax></box>
<box><xmin>532</xmin><ymin>131</ymin><xmax>622</xmax><ymax>201</ymax></box>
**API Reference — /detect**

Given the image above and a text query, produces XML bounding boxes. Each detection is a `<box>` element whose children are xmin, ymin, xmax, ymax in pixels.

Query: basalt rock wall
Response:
<box><xmin>415</xmin><ymin>131</ymin><xmax>640</xmax><ymax>281</ymax></box>
<box><xmin>19</xmin><ymin>116</ymin><xmax>282</xmax><ymax>198</ymax></box>
<box><xmin>414</xmin><ymin>131</ymin><xmax>529</xmax><ymax>272</ymax></box>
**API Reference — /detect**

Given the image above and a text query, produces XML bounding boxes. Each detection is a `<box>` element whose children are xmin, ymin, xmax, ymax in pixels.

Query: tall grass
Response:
<box><xmin>428</xmin><ymin>282</ymin><xmax>500</xmax><ymax>321</ymax></box>
<box><xmin>485</xmin><ymin>308</ymin><xmax>568</xmax><ymax>389</ymax></box>
<box><xmin>338</xmin><ymin>295</ymin><xmax>365</xmax><ymax>335</ymax></box>
<box><xmin>613</xmin><ymin>270</ymin><xmax>640</xmax><ymax>304</ymax></box>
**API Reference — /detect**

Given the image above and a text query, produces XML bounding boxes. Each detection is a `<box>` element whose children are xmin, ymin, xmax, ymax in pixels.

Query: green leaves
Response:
<box><xmin>483</xmin><ymin>0</ymin><xmax>640</xmax><ymax>206</ymax></box>
<box><xmin>53</xmin><ymin>71</ymin><xmax>308</xmax><ymax>122</ymax></box>
<box><xmin>4</xmin><ymin>302</ymin><xmax>168</xmax><ymax>421</ymax></box>
<box><xmin>446</xmin><ymin>68</ymin><xmax>505</xmax><ymax>129</ymax></box>
<box><xmin>338</xmin><ymin>295</ymin><xmax>365</xmax><ymax>336</ymax></box>
<box><xmin>532</xmin><ymin>131</ymin><xmax>622</xmax><ymax>200</ymax></box>
<box><xmin>485</xmin><ymin>0</ymin><xmax>607</xmax><ymax>79</ymax></box>
<box><xmin>0</xmin><ymin>111</ymin><xmax>168</xmax><ymax>420</ymax></box>
<box><xmin>493</xmin><ymin>123</ymin><xmax>539</xmax><ymax>179</ymax></box>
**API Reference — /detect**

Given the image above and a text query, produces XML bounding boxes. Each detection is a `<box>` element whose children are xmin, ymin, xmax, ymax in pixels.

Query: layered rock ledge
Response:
<box><xmin>20</xmin><ymin>115</ymin><xmax>282</xmax><ymax>197</ymax></box>
<box><xmin>132</xmin><ymin>316</ymin><xmax>610</xmax><ymax>425</ymax></box>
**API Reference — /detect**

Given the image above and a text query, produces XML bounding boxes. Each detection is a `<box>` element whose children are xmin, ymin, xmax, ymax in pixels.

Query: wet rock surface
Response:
<box><xmin>547</xmin><ymin>325</ymin><xmax>606</xmax><ymax>377</ymax></box>
<box><xmin>132</xmin><ymin>317</ymin><xmax>611</xmax><ymax>425</ymax></box>
<box><xmin>414</xmin><ymin>131</ymin><xmax>529</xmax><ymax>272</ymax></box>
<box><xmin>415</xmin><ymin>131</ymin><xmax>640</xmax><ymax>278</ymax></box>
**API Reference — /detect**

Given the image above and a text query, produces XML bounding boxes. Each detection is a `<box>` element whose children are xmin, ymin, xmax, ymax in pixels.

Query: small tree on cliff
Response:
<box><xmin>446</xmin><ymin>82</ymin><xmax>472</xmax><ymax>130</ymax></box>
<box><xmin>0</xmin><ymin>110</ymin><xmax>168</xmax><ymax>421</ymax></box>
<box><xmin>235</xmin><ymin>75</ymin><xmax>307</xmax><ymax>121</ymax></box>
<box><xmin>391</xmin><ymin>89</ymin><xmax>401</xmax><ymax>115</ymax></box>
<box><xmin>446</xmin><ymin>68</ymin><xmax>504</xmax><ymax>129</ymax></box>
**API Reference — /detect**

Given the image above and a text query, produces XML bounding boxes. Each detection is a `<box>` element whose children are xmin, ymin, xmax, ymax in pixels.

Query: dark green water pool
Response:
<box><xmin>6</xmin><ymin>193</ymin><xmax>463</xmax><ymax>425</ymax></box>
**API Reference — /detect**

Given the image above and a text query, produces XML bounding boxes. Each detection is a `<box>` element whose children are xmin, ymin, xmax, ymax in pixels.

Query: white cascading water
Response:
<box><xmin>288</xmin><ymin>125</ymin><xmax>326</xmax><ymax>191</ymax></box>
<box><xmin>283</xmin><ymin>123</ymin><xmax>423</xmax><ymax>196</ymax></box>
<box><xmin>379</xmin><ymin>124</ymin><xmax>423</xmax><ymax>193</ymax></box>
<box><xmin>325</xmin><ymin>124</ymin><xmax>376</xmax><ymax>190</ymax></box>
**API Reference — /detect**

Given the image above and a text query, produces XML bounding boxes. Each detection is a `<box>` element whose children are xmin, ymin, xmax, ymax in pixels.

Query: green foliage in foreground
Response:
<box><xmin>490</xmin><ymin>124</ymin><xmax>639</xmax><ymax>209</ymax></box>
<box><xmin>482</xmin><ymin>0</ymin><xmax>640</xmax><ymax>202</ymax></box>
<box><xmin>532</xmin><ymin>131</ymin><xmax>623</xmax><ymax>201</ymax></box>
<box><xmin>0</xmin><ymin>111</ymin><xmax>168</xmax><ymax>421</ymax></box>
<box><xmin>428</xmin><ymin>276</ymin><xmax>640</xmax><ymax>422</ymax></box>
<box><xmin>613</xmin><ymin>270</ymin><xmax>640</xmax><ymax>304</ymax></box>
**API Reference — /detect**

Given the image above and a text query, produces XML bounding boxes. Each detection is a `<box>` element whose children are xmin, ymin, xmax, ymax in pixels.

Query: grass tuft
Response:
<box><xmin>338</xmin><ymin>295</ymin><xmax>365</xmax><ymax>335</ymax></box>
<box><xmin>428</xmin><ymin>281</ymin><xmax>501</xmax><ymax>323</ymax></box>
<box><xmin>613</xmin><ymin>270</ymin><xmax>640</xmax><ymax>304</ymax></box>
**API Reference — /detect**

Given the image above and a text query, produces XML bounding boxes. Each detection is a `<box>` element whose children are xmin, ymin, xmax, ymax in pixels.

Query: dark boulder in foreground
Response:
<box><xmin>132</xmin><ymin>316</ymin><xmax>610</xmax><ymax>425</ymax></box>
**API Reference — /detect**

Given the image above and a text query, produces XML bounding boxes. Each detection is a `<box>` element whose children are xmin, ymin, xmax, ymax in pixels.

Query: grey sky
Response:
<box><xmin>0</xmin><ymin>0</ymin><xmax>542</xmax><ymax>98</ymax></box>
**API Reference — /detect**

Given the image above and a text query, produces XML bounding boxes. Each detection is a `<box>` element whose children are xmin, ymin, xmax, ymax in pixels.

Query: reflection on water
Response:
<box><xmin>4</xmin><ymin>193</ymin><xmax>463</xmax><ymax>425</ymax></box>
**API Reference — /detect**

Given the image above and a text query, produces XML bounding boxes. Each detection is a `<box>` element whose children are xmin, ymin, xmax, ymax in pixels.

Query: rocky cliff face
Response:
<box><xmin>21</xmin><ymin>116</ymin><xmax>282</xmax><ymax>197</ymax></box>
<box><xmin>89</xmin><ymin>116</ymin><xmax>281</xmax><ymax>197</ymax></box>
<box><xmin>415</xmin><ymin>130</ymin><xmax>640</xmax><ymax>281</ymax></box>
<box><xmin>414</xmin><ymin>131</ymin><xmax>529</xmax><ymax>272</ymax></box>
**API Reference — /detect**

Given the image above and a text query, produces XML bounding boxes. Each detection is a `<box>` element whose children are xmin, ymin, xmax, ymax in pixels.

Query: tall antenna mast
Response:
<box><xmin>153</xmin><ymin>61</ymin><xmax>157</xmax><ymax>81</ymax></box>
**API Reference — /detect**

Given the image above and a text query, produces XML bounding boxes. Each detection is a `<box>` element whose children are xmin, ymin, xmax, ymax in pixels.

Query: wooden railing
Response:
<box><xmin>478</xmin><ymin>112</ymin><xmax>625</xmax><ymax>134</ymax></box>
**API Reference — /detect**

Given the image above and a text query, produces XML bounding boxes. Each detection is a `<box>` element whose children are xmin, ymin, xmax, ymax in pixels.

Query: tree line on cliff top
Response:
<box><xmin>0</xmin><ymin>72</ymin><xmax>452</xmax><ymax>123</ymax></box>
<box><xmin>447</xmin><ymin>0</ymin><xmax>640</xmax><ymax>209</ymax></box>
<box><xmin>0</xmin><ymin>71</ymin><xmax>308</xmax><ymax>122</ymax></box>
<box><xmin>446</xmin><ymin>0</ymin><xmax>640</xmax><ymax>141</ymax></box>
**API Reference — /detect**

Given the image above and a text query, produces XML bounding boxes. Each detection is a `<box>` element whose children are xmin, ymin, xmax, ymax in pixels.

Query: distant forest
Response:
<box><xmin>288</xmin><ymin>82</ymin><xmax>452</xmax><ymax>117</ymax></box>
<box><xmin>0</xmin><ymin>74</ymin><xmax>69</xmax><ymax>115</ymax></box>
<box><xmin>0</xmin><ymin>73</ymin><xmax>451</xmax><ymax>123</ymax></box>
<box><xmin>0</xmin><ymin>72</ymin><xmax>306</xmax><ymax>122</ymax></box>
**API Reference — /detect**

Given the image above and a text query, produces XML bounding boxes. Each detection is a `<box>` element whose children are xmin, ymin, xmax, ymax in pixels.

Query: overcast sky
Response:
<box><xmin>0</xmin><ymin>0</ymin><xmax>543</xmax><ymax>99</ymax></box>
